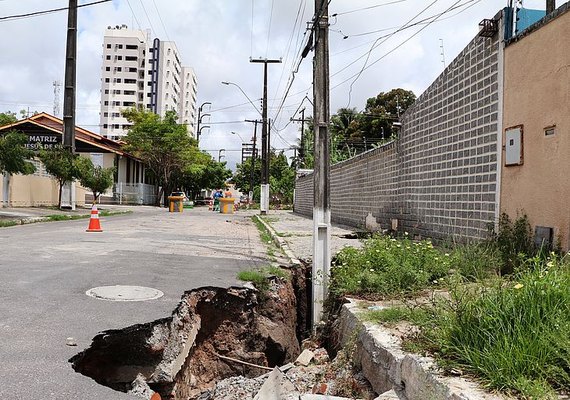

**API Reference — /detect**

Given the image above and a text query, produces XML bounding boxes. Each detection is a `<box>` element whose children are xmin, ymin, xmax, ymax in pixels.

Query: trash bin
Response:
<box><xmin>168</xmin><ymin>196</ymin><xmax>184</xmax><ymax>212</ymax></box>
<box><xmin>219</xmin><ymin>198</ymin><xmax>235</xmax><ymax>214</ymax></box>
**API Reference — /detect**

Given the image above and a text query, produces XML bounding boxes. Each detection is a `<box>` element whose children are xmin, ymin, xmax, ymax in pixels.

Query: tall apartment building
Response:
<box><xmin>99</xmin><ymin>25</ymin><xmax>197</xmax><ymax>140</ymax></box>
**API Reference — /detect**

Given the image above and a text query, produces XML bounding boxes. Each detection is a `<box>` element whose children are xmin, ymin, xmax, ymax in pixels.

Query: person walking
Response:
<box><xmin>213</xmin><ymin>189</ymin><xmax>223</xmax><ymax>211</ymax></box>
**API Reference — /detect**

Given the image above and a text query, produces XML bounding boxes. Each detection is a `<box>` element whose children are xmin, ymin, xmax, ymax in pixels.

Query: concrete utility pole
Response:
<box><xmin>245</xmin><ymin>119</ymin><xmax>260</xmax><ymax>202</ymax></box>
<box><xmin>546</xmin><ymin>0</ymin><xmax>555</xmax><ymax>14</ymax></box>
<box><xmin>290</xmin><ymin>107</ymin><xmax>306</xmax><ymax>167</ymax></box>
<box><xmin>250</xmin><ymin>58</ymin><xmax>281</xmax><ymax>215</ymax></box>
<box><xmin>61</xmin><ymin>0</ymin><xmax>77</xmax><ymax>210</ymax></box>
<box><xmin>312</xmin><ymin>0</ymin><xmax>331</xmax><ymax>325</ymax></box>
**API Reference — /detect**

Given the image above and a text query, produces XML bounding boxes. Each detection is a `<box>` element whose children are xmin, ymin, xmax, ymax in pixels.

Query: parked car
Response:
<box><xmin>194</xmin><ymin>196</ymin><xmax>213</xmax><ymax>206</ymax></box>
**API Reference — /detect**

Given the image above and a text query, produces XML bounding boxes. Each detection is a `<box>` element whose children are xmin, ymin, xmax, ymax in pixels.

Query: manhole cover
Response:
<box><xmin>86</xmin><ymin>285</ymin><xmax>164</xmax><ymax>301</ymax></box>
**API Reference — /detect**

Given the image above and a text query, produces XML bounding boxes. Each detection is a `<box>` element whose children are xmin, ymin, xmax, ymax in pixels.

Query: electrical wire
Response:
<box><xmin>331</xmin><ymin>0</ymin><xmax>409</xmax><ymax>17</ymax></box>
<box><xmin>151</xmin><ymin>0</ymin><xmax>171</xmax><ymax>42</ymax></box>
<box><xmin>0</xmin><ymin>0</ymin><xmax>112</xmax><ymax>22</ymax></box>
<box><xmin>265</xmin><ymin>0</ymin><xmax>276</xmax><ymax>57</ymax></box>
<box><xmin>125</xmin><ymin>0</ymin><xmax>142</xmax><ymax>30</ymax></box>
<box><xmin>138</xmin><ymin>0</ymin><xmax>157</xmax><ymax>37</ymax></box>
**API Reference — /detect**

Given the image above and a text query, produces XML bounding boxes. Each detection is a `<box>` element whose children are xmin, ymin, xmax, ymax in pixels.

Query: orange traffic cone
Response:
<box><xmin>86</xmin><ymin>205</ymin><xmax>103</xmax><ymax>232</ymax></box>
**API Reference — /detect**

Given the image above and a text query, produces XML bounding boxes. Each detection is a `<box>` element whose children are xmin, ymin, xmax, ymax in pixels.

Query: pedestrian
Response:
<box><xmin>213</xmin><ymin>189</ymin><xmax>223</xmax><ymax>211</ymax></box>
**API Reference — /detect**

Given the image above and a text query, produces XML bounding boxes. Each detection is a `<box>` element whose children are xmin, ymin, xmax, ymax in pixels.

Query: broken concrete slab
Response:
<box><xmin>295</xmin><ymin>348</ymin><xmax>315</xmax><ymax>366</ymax></box>
<box><xmin>253</xmin><ymin>367</ymin><xmax>300</xmax><ymax>400</ymax></box>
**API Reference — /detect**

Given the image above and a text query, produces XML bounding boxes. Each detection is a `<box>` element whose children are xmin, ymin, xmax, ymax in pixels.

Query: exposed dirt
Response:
<box><xmin>70</xmin><ymin>265</ymin><xmax>310</xmax><ymax>399</ymax></box>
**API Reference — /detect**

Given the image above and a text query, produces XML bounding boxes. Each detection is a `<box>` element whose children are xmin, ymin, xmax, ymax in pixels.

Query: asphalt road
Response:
<box><xmin>0</xmin><ymin>206</ymin><xmax>268</xmax><ymax>399</ymax></box>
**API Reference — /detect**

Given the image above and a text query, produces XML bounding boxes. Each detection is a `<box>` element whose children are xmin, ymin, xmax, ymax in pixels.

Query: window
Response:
<box><xmin>114</xmin><ymin>124</ymin><xmax>120</xmax><ymax>129</ymax></box>
<box><xmin>123</xmin><ymin>101</ymin><xmax>135</xmax><ymax>106</ymax></box>
<box><xmin>166</xmin><ymin>71</ymin><xmax>170</xmax><ymax>77</ymax></box>
<box><xmin>114</xmin><ymin>67</ymin><xmax>122</xmax><ymax>72</ymax></box>
<box><xmin>126</xmin><ymin>44</ymin><xmax>138</xmax><ymax>50</ymax></box>
<box><xmin>103</xmin><ymin>112</ymin><xmax>108</xmax><ymax>117</ymax></box>
<box><xmin>113</xmin><ymin>78</ymin><xmax>122</xmax><ymax>83</ymax></box>
<box><xmin>105</xmin><ymin>66</ymin><xmax>110</xmax><ymax>71</ymax></box>
<box><xmin>105</xmin><ymin>55</ymin><xmax>111</xmax><ymax>60</ymax></box>
<box><xmin>124</xmin><ymin>79</ymin><xmax>136</xmax><ymax>84</ymax></box>
<box><xmin>105</xmin><ymin>78</ymin><xmax>110</xmax><ymax>83</ymax></box>
<box><xmin>167</xmin><ymin>48</ymin><xmax>171</xmax><ymax>55</ymax></box>
<box><xmin>106</xmin><ymin>44</ymin><xmax>111</xmax><ymax>49</ymax></box>
<box><xmin>114</xmin><ymin>55</ymin><xmax>122</xmax><ymax>61</ymax></box>
<box><xmin>544</xmin><ymin>125</ymin><xmax>556</xmax><ymax>136</ymax></box>
<box><xmin>128</xmin><ymin>67</ymin><xmax>137</xmax><ymax>73</ymax></box>
<box><xmin>104</xmin><ymin>89</ymin><xmax>109</xmax><ymax>94</ymax></box>
<box><xmin>125</xmin><ymin>56</ymin><xmax>137</xmax><ymax>61</ymax></box>
<box><xmin>112</xmin><ymin>101</ymin><xmax>120</xmax><ymax>106</ymax></box>
<box><xmin>103</xmin><ymin>124</ymin><xmax>108</xmax><ymax>129</ymax></box>
<box><xmin>112</xmin><ymin>112</ymin><xmax>121</xmax><ymax>117</ymax></box>
<box><xmin>124</xmin><ymin>90</ymin><xmax>135</xmax><ymax>95</ymax></box>
<box><xmin>104</xmin><ymin>101</ymin><xmax>109</xmax><ymax>106</ymax></box>
<box><xmin>113</xmin><ymin>90</ymin><xmax>121</xmax><ymax>95</ymax></box>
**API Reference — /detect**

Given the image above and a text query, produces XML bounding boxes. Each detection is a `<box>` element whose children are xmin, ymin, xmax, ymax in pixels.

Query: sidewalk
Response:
<box><xmin>256</xmin><ymin>210</ymin><xmax>363</xmax><ymax>263</ymax></box>
<box><xmin>0</xmin><ymin>204</ymin><xmax>132</xmax><ymax>223</ymax></box>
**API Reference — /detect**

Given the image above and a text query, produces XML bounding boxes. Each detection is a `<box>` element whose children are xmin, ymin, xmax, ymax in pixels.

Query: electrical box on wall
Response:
<box><xmin>534</xmin><ymin>226</ymin><xmax>554</xmax><ymax>249</ymax></box>
<box><xmin>505</xmin><ymin>125</ymin><xmax>523</xmax><ymax>166</ymax></box>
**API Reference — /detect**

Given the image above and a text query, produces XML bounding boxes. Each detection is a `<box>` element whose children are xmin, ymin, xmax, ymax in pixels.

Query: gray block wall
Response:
<box><xmin>294</xmin><ymin>32</ymin><xmax>500</xmax><ymax>243</ymax></box>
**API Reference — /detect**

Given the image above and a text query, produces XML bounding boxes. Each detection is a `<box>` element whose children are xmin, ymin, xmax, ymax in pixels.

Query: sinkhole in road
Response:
<box><xmin>70</xmin><ymin>264</ymin><xmax>311</xmax><ymax>399</ymax></box>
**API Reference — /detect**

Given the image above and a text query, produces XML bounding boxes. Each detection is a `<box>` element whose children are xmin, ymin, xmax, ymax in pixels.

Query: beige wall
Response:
<box><xmin>501</xmin><ymin>10</ymin><xmax>570</xmax><ymax>249</ymax></box>
<box><xmin>3</xmin><ymin>174</ymin><xmax>87</xmax><ymax>208</ymax></box>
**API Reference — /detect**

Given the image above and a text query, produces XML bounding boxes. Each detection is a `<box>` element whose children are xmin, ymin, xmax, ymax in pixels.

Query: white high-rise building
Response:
<box><xmin>99</xmin><ymin>25</ymin><xmax>198</xmax><ymax>139</ymax></box>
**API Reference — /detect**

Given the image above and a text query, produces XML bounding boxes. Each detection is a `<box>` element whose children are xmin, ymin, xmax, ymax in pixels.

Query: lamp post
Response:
<box><xmin>231</xmin><ymin>131</ymin><xmax>245</xmax><ymax>142</ymax></box>
<box><xmin>196</xmin><ymin>101</ymin><xmax>211</xmax><ymax>141</ymax></box>
<box><xmin>218</xmin><ymin>149</ymin><xmax>225</xmax><ymax>162</ymax></box>
<box><xmin>221</xmin><ymin>82</ymin><xmax>262</xmax><ymax>117</ymax></box>
<box><xmin>197</xmin><ymin>125</ymin><xmax>210</xmax><ymax>142</ymax></box>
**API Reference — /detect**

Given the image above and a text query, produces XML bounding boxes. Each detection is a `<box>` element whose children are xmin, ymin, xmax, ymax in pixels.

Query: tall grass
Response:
<box><xmin>428</xmin><ymin>256</ymin><xmax>570</xmax><ymax>398</ymax></box>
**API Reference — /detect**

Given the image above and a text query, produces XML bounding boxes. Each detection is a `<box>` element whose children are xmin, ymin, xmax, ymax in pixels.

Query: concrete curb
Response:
<box><xmin>337</xmin><ymin>299</ymin><xmax>505</xmax><ymax>400</ymax></box>
<box><xmin>254</xmin><ymin>215</ymin><xmax>303</xmax><ymax>267</ymax></box>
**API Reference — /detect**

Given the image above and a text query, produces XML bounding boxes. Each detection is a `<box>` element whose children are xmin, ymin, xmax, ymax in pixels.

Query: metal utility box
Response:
<box><xmin>505</xmin><ymin>126</ymin><xmax>523</xmax><ymax>166</ymax></box>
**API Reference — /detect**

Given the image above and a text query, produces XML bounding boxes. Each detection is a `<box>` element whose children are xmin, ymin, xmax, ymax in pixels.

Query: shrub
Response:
<box><xmin>330</xmin><ymin>234</ymin><xmax>451</xmax><ymax>297</ymax></box>
<box><xmin>449</xmin><ymin>242</ymin><xmax>501</xmax><ymax>281</ymax></box>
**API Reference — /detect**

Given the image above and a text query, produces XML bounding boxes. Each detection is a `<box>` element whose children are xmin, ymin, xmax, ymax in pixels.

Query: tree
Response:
<box><xmin>0</xmin><ymin>131</ymin><xmax>36</xmax><ymax>176</ymax></box>
<box><xmin>358</xmin><ymin>88</ymin><xmax>416</xmax><ymax>141</ymax></box>
<box><xmin>0</xmin><ymin>112</ymin><xmax>17</xmax><ymax>127</ymax></box>
<box><xmin>233</xmin><ymin>150</ymin><xmax>295</xmax><ymax>204</ymax></box>
<box><xmin>179</xmin><ymin>154</ymin><xmax>232</xmax><ymax>199</ymax></box>
<box><xmin>0</xmin><ymin>129</ymin><xmax>36</xmax><ymax>207</ymax></box>
<box><xmin>76</xmin><ymin>157</ymin><xmax>114</xmax><ymax>203</ymax></box>
<box><xmin>38</xmin><ymin>146</ymin><xmax>80</xmax><ymax>207</ymax></box>
<box><xmin>122</xmin><ymin>108</ymin><xmax>197</xmax><ymax>206</ymax></box>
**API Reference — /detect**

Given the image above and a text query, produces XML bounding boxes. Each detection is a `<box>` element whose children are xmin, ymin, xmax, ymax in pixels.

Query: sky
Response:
<box><xmin>0</xmin><ymin>0</ymin><xmax>551</xmax><ymax>170</ymax></box>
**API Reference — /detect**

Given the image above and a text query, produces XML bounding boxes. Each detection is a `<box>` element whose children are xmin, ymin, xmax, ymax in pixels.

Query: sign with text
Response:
<box><xmin>25</xmin><ymin>134</ymin><xmax>62</xmax><ymax>150</ymax></box>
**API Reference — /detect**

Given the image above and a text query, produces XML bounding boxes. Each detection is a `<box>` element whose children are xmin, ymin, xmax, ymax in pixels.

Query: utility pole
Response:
<box><xmin>61</xmin><ymin>0</ymin><xmax>77</xmax><ymax>210</ymax></box>
<box><xmin>546</xmin><ymin>0</ymin><xmax>555</xmax><ymax>14</ymax></box>
<box><xmin>250</xmin><ymin>57</ymin><xmax>281</xmax><ymax>215</ymax></box>
<box><xmin>290</xmin><ymin>107</ymin><xmax>306</xmax><ymax>167</ymax></box>
<box><xmin>312</xmin><ymin>0</ymin><xmax>331</xmax><ymax>325</ymax></box>
<box><xmin>245</xmin><ymin>119</ymin><xmax>260</xmax><ymax>202</ymax></box>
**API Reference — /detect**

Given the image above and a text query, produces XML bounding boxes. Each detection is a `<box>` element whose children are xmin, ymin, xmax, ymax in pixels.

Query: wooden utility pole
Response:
<box><xmin>61</xmin><ymin>0</ymin><xmax>77</xmax><ymax>210</ymax></box>
<box><xmin>312</xmin><ymin>0</ymin><xmax>331</xmax><ymax>325</ymax></box>
<box><xmin>250</xmin><ymin>58</ymin><xmax>281</xmax><ymax>214</ymax></box>
<box><xmin>290</xmin><ymin>108</ymin><xmax>306</xmax><ymax>167</ymax></box>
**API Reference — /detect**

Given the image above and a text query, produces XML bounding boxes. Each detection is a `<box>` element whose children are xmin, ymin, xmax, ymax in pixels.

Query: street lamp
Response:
<box><xmin>197</xmin><ymin>125</ymin><xmax>210</xmax><ymax>142</ymax></box>
<box><xmin>221</xmin><ymin>81</ymin><xmax>262</xmax><ymax>117</ymax></box>
<box><xmin>231</xmin><ymin>131</ymin><xmax>245</xmax><ymax>142</ymax></box>
<box><xmin>196</xmin><ymin>102</ymin><xmax>211</xmax><ymax>141</ymax></box>
<box><xmin>218</xmin><ymin>149</ymin><xmax>225</xmax><ymax>162</ymax></box>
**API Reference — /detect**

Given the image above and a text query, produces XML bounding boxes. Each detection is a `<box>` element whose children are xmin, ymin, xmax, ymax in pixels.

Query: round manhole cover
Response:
<box><xmin>86</xmin><ymin>285</ymin><xmax>164</xmax><ymax>301</ymax></box>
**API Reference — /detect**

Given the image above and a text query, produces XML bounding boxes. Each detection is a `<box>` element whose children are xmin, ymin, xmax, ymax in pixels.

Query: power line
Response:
<box><xmin>138</xmin><ymin>0</ymin><xmax>157</xmax><ymax>37</ymax></box>
<box><xmin>125</xmin><ymin>0</ymin><xmax>142</xmax><ymax>30</ymax></box>
<box><xmin>0</xmin><ymin>0</ymin><xmax>112</xmax><ymax>22</ymax></box>
<box><xmin>151</xmin><ymin>0</ymin><xmax>171</xmax><ymax>41</ymax></box>
<box><xmin>331</xmin><ymin>0</ymin><xmax>409</xmax><ymax>17</ymax></box>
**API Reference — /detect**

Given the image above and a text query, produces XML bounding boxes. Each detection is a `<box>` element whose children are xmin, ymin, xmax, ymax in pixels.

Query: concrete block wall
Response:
<box><xmin>294</xmin><ymin>30</ymin><xmax>501</xmax><ymax>243</ymax></box>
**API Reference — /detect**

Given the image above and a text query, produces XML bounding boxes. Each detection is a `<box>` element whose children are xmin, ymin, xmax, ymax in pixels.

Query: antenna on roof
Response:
<box><xmin>439</xmin><ymin>39</ymin><xmax>446</xmax><ymax>68</ymax></box>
